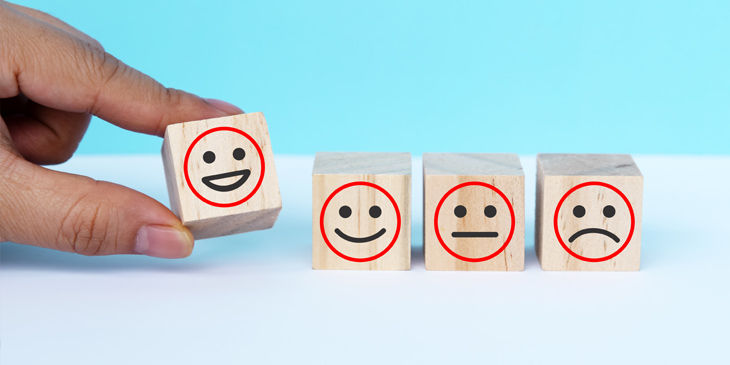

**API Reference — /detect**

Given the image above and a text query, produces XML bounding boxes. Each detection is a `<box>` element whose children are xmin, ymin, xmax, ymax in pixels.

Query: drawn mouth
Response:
<box><xmin>451</xmin><ymin>232</ymin><xmax>499</xmax><ymax>238</ymax></box>
<box><xmin>201</xmin><ymin>170</ymin><xmax>251</xmax><ymax>192</ymax></box>
<box><xmin>568</xmin><ymin>228</ymin><xmax>620</xmax><ymax>243</ymax></box>
<box><xmin>334</xmin><ymin>228</ymin><xmax>387</xmax><ymax>243</ymax></box>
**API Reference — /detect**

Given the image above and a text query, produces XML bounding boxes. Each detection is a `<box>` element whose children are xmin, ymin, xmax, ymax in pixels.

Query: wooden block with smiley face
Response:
<box><xmin>161</xmin><ymin>113</ymin><xmax>281</xmax><ymax>240</ymax></box>
<box><xmin>423</xmin><ymin>153</ymin><xmax>525</xmax><ymax>271</ymax></box>
<box><xmin>535</xmin><ymin>154</ymin><xmax>643</xmax><ymax>271</ymax></box>
<box><xmin>312</xmin><ymin>152</ymin><xmax>411</xmax><ymax>270</ymax></box>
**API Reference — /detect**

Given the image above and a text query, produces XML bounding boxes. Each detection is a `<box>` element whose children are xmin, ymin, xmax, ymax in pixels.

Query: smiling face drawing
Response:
<box><xmin>553</xmin><ymin>181</ymin><xmax>636</xmax><ymax>262</ymax></box>
<box><xmin>320</xmin><ymin>182</ymin><xmax>401</xmax><ymax>262</ymax></box>
<box><xmin>434</xmin><ymin>182</ymin><xmax>515</xmax><ymax>262</ymax></box>
<box><xmin>184</xmin><ymin>127</ymin><xmax>266</xmax><ymax>208</ymax></box>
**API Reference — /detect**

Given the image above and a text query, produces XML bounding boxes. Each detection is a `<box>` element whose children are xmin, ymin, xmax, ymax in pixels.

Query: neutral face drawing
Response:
<box><xmin>434</xmin><ymin>182</ymin><xmax>515</xmax><ymax>262</ymax></box>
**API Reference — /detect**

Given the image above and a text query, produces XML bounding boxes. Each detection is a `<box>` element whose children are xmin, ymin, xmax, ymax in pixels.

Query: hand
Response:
<box><xmin>0</xmin><ymin>2</ymin><xmax>243</xmax><ymax>258</ymax></box>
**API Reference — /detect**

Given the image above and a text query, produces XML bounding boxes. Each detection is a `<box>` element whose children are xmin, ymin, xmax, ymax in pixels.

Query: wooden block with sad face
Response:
<box><xmin>161</xmin><ymin>113</ymin><xmax>281</xmax><ymax>240</ymax></box>
<box><xmin>535</xmin><ymin>154</ymin><xmax>643</xmax><ymax>271</ymax></box>
<box><xmin>423</xmin><ymin>153</ymin><xmax>525</xmax><ymax>271</ymax></box>
<box><xmin>312</xmin><ymin>152</ymin><xmax>411</xmax><ymax>270</ymax></box>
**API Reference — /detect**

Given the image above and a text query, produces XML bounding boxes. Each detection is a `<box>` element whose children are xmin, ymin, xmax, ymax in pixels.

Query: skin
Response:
<box><xmin>0</xmin><ymin>1</ymin><xmax>244</xmax><ymax>258</ymax></box>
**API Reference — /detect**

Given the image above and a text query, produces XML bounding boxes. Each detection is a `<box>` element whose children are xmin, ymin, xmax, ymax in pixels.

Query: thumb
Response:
<box><xmin>0</xmin><ymin>152</ymin><xmax>193</xmax><ymax>258</ymax></box>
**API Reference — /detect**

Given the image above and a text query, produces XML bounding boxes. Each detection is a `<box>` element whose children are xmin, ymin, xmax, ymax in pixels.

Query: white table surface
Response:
<box><xmin>2</xmin><ymin>154</ymin><xmax>729</xmax><ymax>364</ymax></box>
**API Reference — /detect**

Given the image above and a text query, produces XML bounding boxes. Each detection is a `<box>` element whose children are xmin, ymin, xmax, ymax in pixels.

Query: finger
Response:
<box><xmin>1</xmin><ymin>6</ymin><xmax>243</xmax><ymax>137</ymax></box>
<box><xmin>2</xmin><ymin>96</ymin><xmax>90</xmax><ymax>165</ymax></box>
<box><xmin>3</xmin><ymin>1</ymin><xmax>104</xmax><ymax>51</ymax></box>
<box><xmin>0</xmin><ymin>147</ymin><xmax>194</xmax><ymax>258</ymax></box>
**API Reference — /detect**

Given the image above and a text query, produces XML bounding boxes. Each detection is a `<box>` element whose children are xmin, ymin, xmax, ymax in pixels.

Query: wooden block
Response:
<box><xmin>312</xmin><ymin>152</ymin><xmax>411</xmax><ymax>270</ymax></box>
<box><xmin>161</xmin><ymin>113</ymin><xmax>281</xmax><ymax>240</ymax></box>
<box><xmin>535</xmin><ymin>154</ymin><xmax>643</xmax><ymax>271</ymax></box>
<box><xmin>423</xmin><ymin>153</ymin><xmax>525</xmax><ymax>271</ymax></box>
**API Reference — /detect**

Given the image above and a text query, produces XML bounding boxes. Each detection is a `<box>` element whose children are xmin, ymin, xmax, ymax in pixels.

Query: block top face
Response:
<box><xmin>537</xmin><ymin>154</ymin><xmax>642</xmax><ymax>177</ymax></box>
<box><xmin>423</xmin><ymin>153</ymin><xmax>524</xmax><ymax>176</ymax></box>
<box><xmin>313</xmin><ymin>152</ymin><xmax>411</xmax><ymax>176</ymax></box>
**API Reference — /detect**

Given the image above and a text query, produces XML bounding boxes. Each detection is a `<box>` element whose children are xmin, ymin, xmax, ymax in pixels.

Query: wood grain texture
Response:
<box><xmin>161</xmin><ymin>113</ymin><xmax>281</xmax><ymax>240</ymax></box>
<box><xmin>312</xmin><ymin>152</ymin><xmax>411</xmax><ymax>270</ymax></box>
<box><xmin>535</xmin><ymin>154</ymin><xmax>643</xmax><ymax>271</ymax></box>
<box><xmin>423</xmin><ymin>153</ymin><xmax>524</xmax><ymax>271</ymax></box>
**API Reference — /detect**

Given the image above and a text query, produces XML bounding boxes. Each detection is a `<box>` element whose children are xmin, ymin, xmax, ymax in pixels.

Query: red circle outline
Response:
<box><xmin>183</xmin><ymin>126</ymin><xmax>265</xmax><ymax>208</ymax></box>
<box><xmin>434</xmin><ymin>181</ymin><xmax>516</xmax><ymax>262</ymax></box>
<box><xmin>553</xmin><ymin>181</ymin><xmax>635</xmax><ymax>262</ymax></box>
<box><xmin>319</xmin><ymin>181</ymin><xmax>402</xmax><ymax>263</ymax></box>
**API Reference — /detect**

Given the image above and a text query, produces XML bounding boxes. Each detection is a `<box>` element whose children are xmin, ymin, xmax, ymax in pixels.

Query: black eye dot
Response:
<box><xmin>573</xmin><ymin>205</ymin><xmax>586</xmax><ymax>218</ymax></box>
<box><xmin>454</xmin><ymin>205</ymin><xmax>467</xmax><ymax>218</ymax></box>
<box><xmin>339</xmin><ymin>206</ymin><xmax>352</xmax><ymax>218</ymax></box>
<box><xmin>203</xmin><ymin>151</ymin><xmax>215</xmax><ymax>164</ymax></box>
<box><xmin>484</xmin><ymin>205</ymin><xmax>497</xmax><ymax>218</ymax></box>
<box><xmin>369</xmin><ymin>206</ymin><xmax>382</xmax><ymax>218</ymax></box>
<box><xmin>603</xmin><ymin>205</ymin><xmax>616</xmax><ymax>218</ymax></box>
<box><xmin>233</xmin><ymin>148</ymin><xmax>245</xmax><ymax>161</ymax></box>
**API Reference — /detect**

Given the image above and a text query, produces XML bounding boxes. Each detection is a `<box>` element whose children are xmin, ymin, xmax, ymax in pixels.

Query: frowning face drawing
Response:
<box><xmin>553</xmin><ymin>181</ymin><xmax>636</xmax><ymax>262</ymax></box>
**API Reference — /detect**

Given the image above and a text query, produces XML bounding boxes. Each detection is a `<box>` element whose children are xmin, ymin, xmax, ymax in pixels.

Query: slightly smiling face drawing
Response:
<box><xmin>320</xmin><ymin>182</ymin><xmax>401</xmax><ymax>262</ymax></box>
<box><xmin>184</xmin><ymin>127</ymin><xmax>266</xmax><ymax>208</ymax></box>
<box><xmin>435</xmin><ymin>182</ymin><xmax>515</xmax><ymax>262</ymax></box>
<box><xmin>554</xmin><ymin>182</ymin><xmax>635</xmax><ymax>262</ymax></box>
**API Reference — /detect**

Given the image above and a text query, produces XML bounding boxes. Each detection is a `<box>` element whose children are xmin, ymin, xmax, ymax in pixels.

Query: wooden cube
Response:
<box><xmin>161</xmin><ymin>113</ymin><xmax>281</xmax><ymax>240</ymax></box>
<box><xmin>535</xmin><ymin>154</ymin><xmax>643</xmax><ymax>271</ymax></box>
<box><xmin>312</xmin><ymin>152</ymin><xmax>411</xmax><ymax>270</ymax></box>
<box><xmin>423</xmin><ymin>153</ymin><xmax>525</xmax><ymax>271</ymax></box>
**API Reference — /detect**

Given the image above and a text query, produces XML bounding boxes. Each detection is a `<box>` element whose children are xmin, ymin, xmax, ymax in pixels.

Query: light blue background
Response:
<box><xmin>14</xmin><ymin>0</ymin><xmax>730</xmax><ymax>155</ymax></box>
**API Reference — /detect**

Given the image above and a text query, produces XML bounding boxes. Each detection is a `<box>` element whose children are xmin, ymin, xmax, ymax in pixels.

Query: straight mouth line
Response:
<box><xmin>334</xmin><ymin>228</ymin><xmax>387</xmax><ymax>243</ymax></box>
<box><xmin>568</xmin><ymin>228</ymin><xmax>620</xmax><ymax>243</ymax></box>
<box><xmin>451</xmin><ymin>232</ymin><xmax>499</xmax><ymax>238</ymax></box>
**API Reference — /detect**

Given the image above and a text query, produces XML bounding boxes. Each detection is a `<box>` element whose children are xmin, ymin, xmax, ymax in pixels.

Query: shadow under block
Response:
<box><xmin>312</xmin><ymin>152</ymin><xmax>411</xmax><ymax>270</ymax></box>
<box><xmin>535</xmin><ymin>154</ymin><xmax>643</xmax><ymax>271</ymax></box>
<box><xmin>423</xmin><ymin>153</ymin><xmax>525</xmax><ymax>271</ymax></box>
<box><xmin>161</xmin><ymin>113</ymin><xmax>281</xmax><ymax>240</ymax></box>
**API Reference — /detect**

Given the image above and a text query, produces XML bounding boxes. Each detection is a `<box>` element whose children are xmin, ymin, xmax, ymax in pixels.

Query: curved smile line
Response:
<box><xmin>568</xmin><ymin>228</ymin><xmax>620</xmax><ymax>243</ymax></box>
<box><xmin>451</xmin><ymin>232</ymin><xmax>499</xmax><ymax>238</ymax></box>
<box><xmin>334</xmin><ymin>228</ymin><xmax>387</xmax><ymax>243</ymax></box>
<box><xmin>201</xmin><ymin>169</ymin><xmax>251</xmax><ymax>192</ymax></box>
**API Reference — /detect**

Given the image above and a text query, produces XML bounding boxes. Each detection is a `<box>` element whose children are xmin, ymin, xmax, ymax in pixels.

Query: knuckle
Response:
<box><xmin>59</xmin><ymin>192</ymin><xmax>119</xmax><ymax>256</ymax></box>
<box><xmin>77</xmin><ymin>44</ymin><xmax>124</xmax><ymax>113</ymax></box>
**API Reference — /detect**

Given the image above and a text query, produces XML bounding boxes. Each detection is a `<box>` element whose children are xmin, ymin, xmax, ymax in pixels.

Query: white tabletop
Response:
<box><xmin>2</xmin><ymin>154</ymin><xmax>729</xmax><ymax>364</ymax></box>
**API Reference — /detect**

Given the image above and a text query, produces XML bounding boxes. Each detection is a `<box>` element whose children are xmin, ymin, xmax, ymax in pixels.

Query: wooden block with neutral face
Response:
<box><xmin>535</xmin><ymin>154</ymin><xmax>643</xmax><ymax>271</ymax></box>
<box><xmin>423</xmin><ymin>153</ymin><xmax>525</xmax><ymax>271</ymax></box>
<box><xmin>161</xmin><ymin>113</ymin><xmax>281</xmax><ymax>240</ymax></box>
<box><xmin>312</xmin><ymin>152</ymin><xmax>411</xmax><ymax>270</ymax></box>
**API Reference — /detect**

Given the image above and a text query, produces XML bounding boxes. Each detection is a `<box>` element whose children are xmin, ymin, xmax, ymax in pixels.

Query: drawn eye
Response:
<box><xmin>233</xmin><ymin>148</ymin><xmax>245</xmax><ymax>160</ymax></box>
<box><xmin>454</xmin><ymin>205</ymin><xmax>467</xmax><ymax>218</ymax></box>
<box><xmin>339</xmin><ymin>206</ymin><xmax>352</xmax><ymax>218</ymax></box>
<box><xmin>203</xmin><ymin>151</ymin><xmax>215</xmax><ymax>164</ymax></box>
<box><xmin>484</xmin><ymin>205</ymin><xmax>497</xmax><ymax>218</ymax></box>
<box><xmin>603</xmin><ymin>205</ymin><xmax>616</xmax><ymax>218</ymax></box>
<box><xmin>369</xmin><ymin>206</ymin><xmax>382</xmax><ymax>218</ymax></box>
<box><xmin>573</xmin><ymin>205</ymin><xmax>586</xmax><ymax>218</ymax></box>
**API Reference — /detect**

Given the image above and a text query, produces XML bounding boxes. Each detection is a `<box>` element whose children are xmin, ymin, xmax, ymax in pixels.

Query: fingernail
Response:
<box><xmin>204</xmin><ymin>98</ymin><xmax>244</xmax><ymax>115</ymax></box>
<box><xmin>135</xmin><ymin>225</ymin><xmax>194</xmax><ymax>259</ymax></box>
